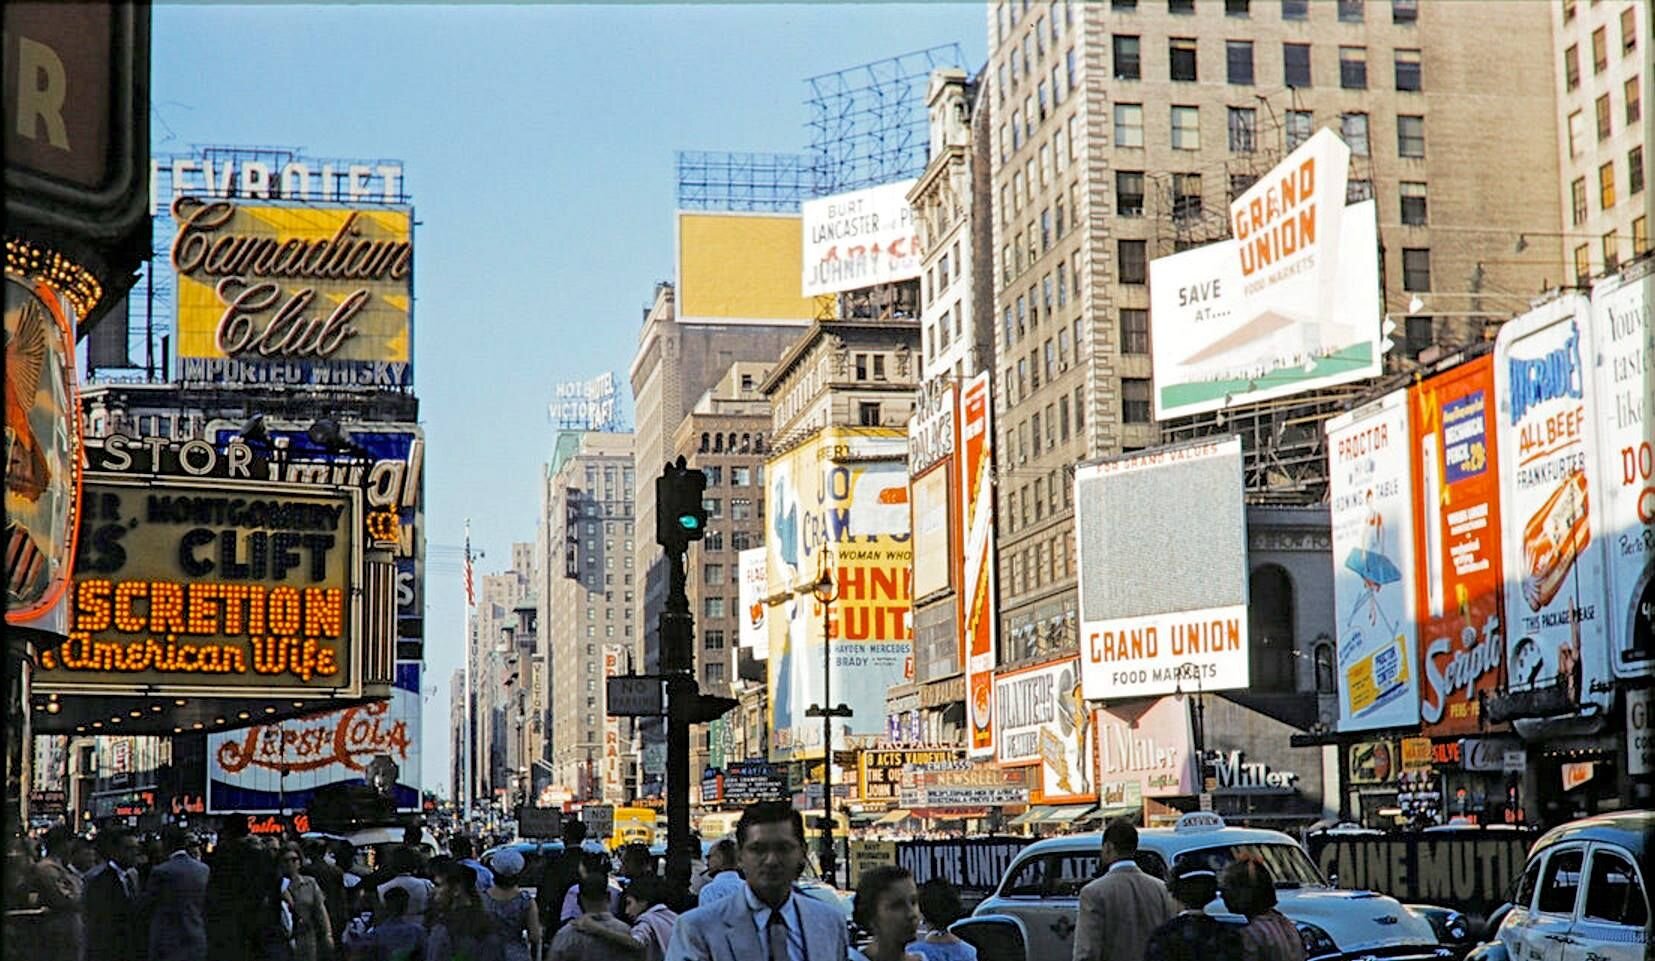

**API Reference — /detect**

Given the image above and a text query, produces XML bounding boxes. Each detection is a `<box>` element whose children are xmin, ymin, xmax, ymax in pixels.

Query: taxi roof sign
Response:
<box><xmin>1174</xmin><ymin>812</ymin><xmax>1227</xmax><ymax>833</ymax></box>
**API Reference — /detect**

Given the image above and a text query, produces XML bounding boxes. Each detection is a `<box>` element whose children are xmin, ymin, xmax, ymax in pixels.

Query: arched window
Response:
<box><xmin>1248</xmin><ymin>564</ymin><xmax>1296</xmax><ymax>692</ymax></box>
<box><xmin>713</xmin><ymin>434</ymin><xmax>724</xmax><ymax>453</ymax></box>
<box><xmin>1313</xmin><ymin>641</ymin><xmax>1335</xmax><ymax>694</ymax></box>
<box><xmin>699</xmin><ymin>433</ymin><xmax>710</xmax><ymax>452</ymax></box>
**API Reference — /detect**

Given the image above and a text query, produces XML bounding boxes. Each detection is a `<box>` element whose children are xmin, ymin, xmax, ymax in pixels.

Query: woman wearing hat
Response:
<box><xmin>483</xmin><ymin>849</ymin><xmax>542</xmax><ymax>961</ymax></box>
<box><xmin>1145</xmin><ymin>862</ymin><xmax>1244</xmax><ymax>961</ymax></box>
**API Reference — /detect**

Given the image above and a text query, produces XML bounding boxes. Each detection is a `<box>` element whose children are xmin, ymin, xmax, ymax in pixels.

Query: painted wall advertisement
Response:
<box><xmin>1493</xmin><ymin>295</ymin><xmax>1612</xmax><ymax>724</ymax></box>
<box><xmin>1410</xmin><ymin>356</ymin><xmax>1507</xmax><ymax>736</ymax></box>
<box><xmin>1076</xmin><ymin>438</ymin><xmax>1250</xmax><ymax>700</ymax></box>
<box><xmin>767</xmin><ymin>428</ymin><xmax>912</xmax><ymax>760</ymax></box>
<box><xmin>1590</xmin><ymin>266</ymin><xmax>1652</xmax><ymax>679</ymax></box>
<box><xmin>958</xmin><ymin>372</ymin><xmax>1000</xmax><ymax>759</ymax></box>
<box><xmin>35</xmin><ymin>475</ymin><xmax>362</xmax><ymax>696</ymax></box>
<box><xmin>1093</xmin><ymin>696</ymin><xmax>1195</xmax><ymax>801</ymax></box>
<box><xmin>801</xmin><ymin>179</ymin><xmax>921</xmax><ymax>296</ymax></box>
<box><xmin>738</xmin><ymin>547</ymin><xmax>769</xmax><ymax>659</ymax></box>
<box><xmin>993</xmin><ymin>658</ymin><xmax>1095</xmax><ymax>805</ymax></box>
<box><xmin>171</xmin><ymin>199</ymin><xmax>414</xmax><ymax>387</ymax></box>
<box><xmin>1148</xmin><ymin>129</ymin><xmax>1381</xmax><ymax>420</ymax></box>
<box><xmin>207</xmin><ymin>660</ymin><xmax>420</xmax><ymax>812</ymax></box>
<box><xmin>1329</xmin><ymin>390</ymin><xmax>1421</xmax><ymax>731</ymax></box>
<box><xmin>603</xmin><ymin>646</ymin><xmax>624</xmax><ymax>804</ymax></box>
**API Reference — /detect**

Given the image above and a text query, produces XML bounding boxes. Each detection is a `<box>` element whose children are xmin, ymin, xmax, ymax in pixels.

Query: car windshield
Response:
<box><xmin>1172</xmin><ymin>843</ymin><xmax>1327</xmax><ymax>889</ymax></box>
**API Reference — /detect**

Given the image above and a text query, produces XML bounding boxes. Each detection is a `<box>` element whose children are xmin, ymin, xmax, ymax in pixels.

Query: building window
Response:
<box><xmin>1571</xmin><ymin>177</ymin><xmax>1589</xmax><ymax>226</ymax></box>
<box><xmin>1230</xmin><ymin>172</ymin><xmax>1257</xmax><ymax>200</ymax></box>
<box><xmin>1120</xmin><ymin>309</ymin><xmax>1150</xmax><ymax>354</ymax></box>
<box><xmin>704</xmin><ymin>563</ymin><xmax>725</xmax><ymax>586</ymax></box>
<box><xmin>1397</xmin><ymin>115</ymin><xmax>1425</xmax><ymax>158</ymax></box>
<box><xmin>1114</xmin><ymin>103</ymin><xmax>1144</xmax><ymax>147</ymax></box>
<box><xmin>730</xmin><ymin>498</ymin><xmax>753</xmax><ymax>521</ymax></box>
<box><xmin>1574</xmin><ymin>244</ymin><xmax>1591</xmax><ymax>284</ymax></box>
<box><xmin>705</xmin><ymin>629</ymin><xmax>725</xmax><ymax>649</ymax></box>
<box><xmin>1227</xmin><ymin>40</ymin><xmax>1254</xmax><ymax>85</ymax></box>
<box><xmin>1627</xmin><ymin>77</ymin><xmax>1642</xmax><ymax>125</ymax></box>
<box><xmin>1114</xmin><ymin>0</ymin><xmax>1137</xmax><ymax>9</ymax></box>
<box><xmin>1169</xmin><ymin>0</ymin><xmax>1194</xmax><ymax>12</ymax></box>
<box><xmin>1283</xmin><ymin>43</ymin><xmax>1311</xmax><ymax>88</ymax></box>
<box><xmin>1631</xmin><ymin>146</ymin><xmax>1645</xmax><ymax>194</ymax></box>
<box><xmin>1170</xmin><ymin>105</ymin><xmax>1200</xmax><ymax>150</ymax></box>
<box><xmin>1118</xmin><ymin>240</ymin><xmax>1147</xmax><ymax>284</ymax></box>
<box><xmin>1592</xmin><ymin>27</ymin><xmax>1607</xmax><ymax>74</ymax></box>
<box><xmin>1248</xmin><ymin>565</ymin><xmax>1296</xmax><ymax>692</ymax></box>
<box><xmin>1170</xmin><ymin>37</ymin><xmax>1198</xmax><ymax>81</ymax></box>
<box><xmin>1600</xmin><ymin>161</ymin><xmax>1617</xmax><ymax>209</ymax></box>
<box><xmin>1568</xmin><ymin>110</ymin><xmax>1585</xmax><ymax>158</ymax></box>
<box><xmin>1394</xmin><ymin>48</ymin><xmax>1421</xmax><ymax>91</ymax></box>
<box><xmin>1226</xmin><ymin>0</ymin><xmax>1250</xmax><ymax>15</ymax></box>
<box><xmin>1173</xmin><ymin>173</ymin><xmax>1203</xmax><ymax>221</ymax></box>
<box><xmin>1074</xmin><ymin>386</ymin><xmax>1085</xmax><ymax>432</ymax></box>
<box><xmin>730</xmin><ymin>465</ymin><xmax>751</xmax><ymax>485</ymax></box>
<box><xmin>1340</xmin><ymin>112</ymin><xmax>1369</xmax><ymax>156</ymax></box>
<box><xmin>857</xmin><ymin>402</ymin><xmax>882</xmax><ymax>426</ymax></box>
<box><xmin>1339</xmin><ymin>47</ymin><xmax>1367</xmax><ymax>89</ymax></box>
<box><xmin>1400</xmin><ymin>181</ymin><xmax>1428</xmax><ymax>225</ymax></box>
<box><xmin>1281</xmin><ymin>0</ymin><xmax>1307</xmax><ymax>20</ymax></box>
<box><xmin>1122</xmin><ymin>379</ymin><xmax>1152</xmax><ymax>423</ymax></box>
<box><xmin>1597</xmin><ymin>94</ymin><xmax>1613</xmax><ymax>141</ymax></box>
<box><xmin>1564</xmin><ymin>45</ymin><xmax>1580</xmax><ymax>91</ymax></box>
<box><xmin>1562</xmin><ymin>0</ymin><xmax>1575</xmax><ymax>23</ymax></box>
<box><xmin>1402</xmin><ymin>248</ymin><xmax>1431</xmax><ymax>291</ymax></box>
<box><xmin>1113</xmin><ymin>35</ymin><xmax>1141</xmax><ymax>79</ymax></box>
<box><xmin>1624</xmin><ymin>7</ymin><xmax>1639</xmax><ymax>55</ymax></box>
<box><xmin>1228</xmin><ymin>107</ymin><xmax>1257</xmax><ymax>152</ymax></box>
<box><xmin>1633</xmin><ymin>216</ymin><xmax>1648</xmax><ymax>256</ymax></box>
<box><xmin>1286</xmin><ymin>109</ymin><xmax>1313</xmax><ymax>150</ymax></box>
<box><xmin>1115</xmin><ymin>170</ymin><xmax>1145</xmax><ymax>216</ymax></box>
<box><xmin>1405</xmin><ymin>315</ymin><xmax>1434</xmax><ymax>357</ymax></box>
<box><xmin>1603</xmin><ymin>231</ymin><xmax>1620</xmax><ymax>272</ymax></box>
<box><xmin>1391</xmin><ymin>0</ymin><xmax>1417</xmax><ymax>23</ymax></box>
<box><xmin>703</xmin><ymin>497</ymin><xmax>722</xmax><ymax>519</ymax></box>
<box><xmin>704</xmin><ymin>662</ymin><xmax>725</xmax><ymax>685</ymax></box>
<box><xmin>704</xmin><ymin>597</ymin><xmax>725</xmax><ymax>619</ymax></box>
<box><xmin>1337</xmin><ymin>0</ymin><xmax>1363</xmax><ymax>21</ymax></box>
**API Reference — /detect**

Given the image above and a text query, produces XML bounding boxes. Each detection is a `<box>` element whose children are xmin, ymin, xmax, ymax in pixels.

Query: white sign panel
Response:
<box><xmin>993</xmin><ymin>658</ymin><xmax>1095</xmax><ymax>804</ymax></box>
<box><xmin>1077</xmin><ymin>438</ymin><xmax>1250</xmax><ymax>700</ymax></box>
<box><xmin>1093</xmin><ymin>697</ymin><xmax>1195</xmax><ymax>798</ymax></box>
<box><xmin>1494</xmin><ymin>295</ymin><xmax>1613</xmax><ymax>726</ymax></box>
<box><xmin>959</xmin><ymin>373</ymin><xmax>1000</xmax><ymax>760</ymax></box>
<box><xmin>1150</xmin><ymin>192</ymin><xmax>1381</xmax><ymax>420</ymax></box>
<box><xmin>1590</xmin><ymin>267</ymin><xmax>1653</xmax><ymax>679</ymax></box>
<box><xmin>802</xmin><ymin>179</ymin><xmax>921</xmax><ymax>296</ymax></box>
<box><xmin>738</xmin><ymin>547</ymin><xmax>769</xmax><ymax>659</ymax></box>
<box><xmin>1329</xmin><ymin>390</ymin><xmax>1421</xmax><ymax>731</ymax></box>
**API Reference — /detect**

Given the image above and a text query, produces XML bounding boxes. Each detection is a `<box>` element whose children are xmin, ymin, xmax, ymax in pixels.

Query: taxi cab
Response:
<box><xmin>973</xmin><ymin>812</ymin><xmax>1447</xmax><ymax>961</ymax></box>
<box><xmin>1475</xmin><ymin>810</ymin><xmax>1650</xmax><ymax>961</ymax></box>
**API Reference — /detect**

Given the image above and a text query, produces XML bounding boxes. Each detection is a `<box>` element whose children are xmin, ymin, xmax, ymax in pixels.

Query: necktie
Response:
<box><xmin>767</xmin><ymin>906</ymin><xmax>791</xmax><ymax>961</ymax></box>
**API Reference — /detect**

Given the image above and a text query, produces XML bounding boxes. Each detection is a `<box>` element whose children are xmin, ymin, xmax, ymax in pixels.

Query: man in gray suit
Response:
<box><xmin>1073</xmin><ymin>819</ymin><xmax>1177</xmax><ymax>961</ymax></box>
<box><xmin>666</xmin><ymin>802</ymin><xmax>848</xmax><ymax>961</ymax></box>
<box><xmin>145</xmin><ymin>827</ymin><xmax>211</xmax><ymax>961</ymax></box>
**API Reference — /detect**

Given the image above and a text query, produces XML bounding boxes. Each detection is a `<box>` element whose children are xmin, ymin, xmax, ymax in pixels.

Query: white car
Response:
<box><xmin>1475</xmin><ymin>810</ymin><xmax>1651</xmax><ymax>961</ymax></box>
<box><xmin>973</xmin><ymin>812</ymin><xmax>1446</xmax><ymax>961</ymax></box>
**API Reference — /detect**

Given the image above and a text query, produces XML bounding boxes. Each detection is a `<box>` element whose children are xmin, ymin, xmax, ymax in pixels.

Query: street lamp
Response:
<box><xmin>804</xmin><ymin>562</ymin><xmax>852</xmax><ymax>888</ymax></box>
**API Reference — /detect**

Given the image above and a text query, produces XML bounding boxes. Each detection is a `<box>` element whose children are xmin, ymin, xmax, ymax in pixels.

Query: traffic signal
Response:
<box><xmin>655</xmin><ymin>456</ymin><xmax>708</xmax><ymax>551</ymax></box>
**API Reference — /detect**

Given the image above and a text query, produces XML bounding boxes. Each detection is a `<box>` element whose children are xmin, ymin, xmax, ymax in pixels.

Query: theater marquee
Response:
<box><xmin>35</xmin><ymin>475</ymin><xmax>365</xmax><ymax>697</ymax></box>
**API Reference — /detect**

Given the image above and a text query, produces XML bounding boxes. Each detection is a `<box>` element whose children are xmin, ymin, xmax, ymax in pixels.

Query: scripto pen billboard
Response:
<box><xmin>1076</xmin><ymin>437</ymin><xmax>1249</xmax><ymax>701</ymax></box>
<box><xmin>1493</xmin><ymin>295</ymin><xmax>1612</xmax><ymax>725</ymax></box>
<box><xmin>207</xmin><ymin>661</ymin><xmax>420</xmax><ymax>813</ymax></box>
<box><xmin>1410</xmin><ymin>357</ymin><xmax>1507</xmax><ymax>737</ymax></box>
<box><xmin>1149</xmin><ymin>131</ymin><xmax>1381</xmax><ymax>419</ymax></box>
<box><xmin>1329</xmin><ymin>390</ymin><xmax>1421</xmax><ymax>732</ymax></box>
<box><xmin>766</xmin><ymin>428</ymin><xmax>911</xmax><ymax>761</ymax></box>
<box><xmin>34</xmin><ymin>475</ymin><xmax>363</xmax><ymax>696</ymax></box>
<box><xmin>994</xmin><ymin>658</ymin><xmax>1095</xmax><ymax>805</ymax></box>
<box><xmin>958</xmin><ymin>372</ymin><xmax>1000</xmax><ymax>759</ymax></box>
<box><xmin>801</xmin><ymin>180</ymin><xmax>921</xmax><ymax>296</ymax></box>
<box><xmin>171</xmin><ymin>198</ymin><xmax>414</xmax><ymax>387</ymax></box>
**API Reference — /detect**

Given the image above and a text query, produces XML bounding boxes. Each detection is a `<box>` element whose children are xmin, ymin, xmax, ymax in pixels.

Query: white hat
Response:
<box><xmin>491</xmin><ymin>849</ymin><xmax>525</xmax><ymax>877</ymax></box>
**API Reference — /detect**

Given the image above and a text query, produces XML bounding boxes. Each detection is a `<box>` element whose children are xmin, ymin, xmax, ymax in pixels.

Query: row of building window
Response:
<box><xmin>1566</xmin><ymin>76</ymin><xmax>1641</xmax><ymax>157</ymax></box>
<box><xmin>696</xmin><ymin>431</ymin><xmax>766</xmax><ymax>454</ymax></box>
<box><xmin>1570</xmin><ymin>147</ymin><xmax>1647</xmax><ymax>224</ymax></box>
<box><xmin>699</xmin><ymin>464</ymin><xmax>761</xmax><ymax>487</ymax></box>
<box><xmin>1109</xmin><ymin>102</ymin><xmax>1427</xmax><ymax>158</ymax></box>
<box><xmin>693</xmin><ymin>529</ymin><xmax>758</xmax><ymax>553</ymax></box>
<box><xmin>1004</xmin><ymin>527</ymin><xmax>1078</xmax><ymax>602</ymax></box>
<box><xmin>1574</xmin><ymin>216</ymin><xmax>1651</xmax><ymax>282</ymax></box>
<box><xmin>1111</xmin><ymin>34</ymin><xmax>1422</xmax><ymax>92</ymax></box>
<box><xmin>1103</xmin><ymin>0</ymin><xmax>1416</xmax><ymax>24</ymax></box>
<box><xmin>1562</xmin><ymin>7</ymin><xmax>1641</xmax><ymax>89</ymax></box>
<box><xmin>925</xmin><ymin>303</ymin><xmax>965</xmax><ymax>363</ymax></box>
<box><xmin>699</xmin><ymin>497</ymin><xmax>758</xmax><ymax>521</ymax></box>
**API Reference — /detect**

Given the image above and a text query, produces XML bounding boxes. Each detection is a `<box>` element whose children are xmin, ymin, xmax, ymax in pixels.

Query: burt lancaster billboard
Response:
<box><xmin>34</xmin><ymin>475</ymin><xmax>363</xmax><ymax>696</ymax></box>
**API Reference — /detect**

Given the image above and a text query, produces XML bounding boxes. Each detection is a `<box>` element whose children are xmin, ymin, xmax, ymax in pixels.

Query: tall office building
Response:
<box><xmin>1551</xmin><ymin>0</ymin><xmax>1649</xmax><ymax>282</ymax></box>
<box><xmin>540</xmin><ymin>431</ymin><xmax>637</xmax><ymax>799</ymax></box>
<box><xmin>986</xmin><ymin>0</ymin><xmax>1563</xmax><ymax>670</ymax></box>
<box><xmin>468</xmin><ymin>545</ymin><xmax>534</xmax><ymax>807</ymax></box>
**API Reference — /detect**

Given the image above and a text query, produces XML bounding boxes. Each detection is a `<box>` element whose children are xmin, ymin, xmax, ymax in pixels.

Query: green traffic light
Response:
<box><xmin>679</xmin><ymin>515</ymin><xmax>700</xmax><ymax>530</ymax></box>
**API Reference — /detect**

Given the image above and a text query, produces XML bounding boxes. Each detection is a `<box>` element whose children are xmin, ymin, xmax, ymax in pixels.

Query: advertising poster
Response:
<box><xmin>677</xmin><ymin>211</ymin><xmax>816</xmax><ymax>325</ymax></box>
<box><xmin>35</xmin><ymin>475</ymin><xmax>362</xmax><ymax>696</ymax></box>
<box><xmin>1328</xmin><ymin>390</ymin><xmax>1421</xmax><ymax>731</ymax></box>
<box><xmin>766</xmin><ymin>428</ymin><xmax>912</xmax><ymax>760</ymax></box>
<box><xmin>858</xmin><ymin>748</ymin><xmax>963</xmax><ymax>808</ymax></box>
<box><xmin>1347</xmin><ymin>741</ymin><xmax>1396</xmax><ymax>785</ymax></box>
<box><xmin>207</xmin><ymin>660</ymin><xmax>420</xmax><ymax>812</ymax></box>
<box><xmin>958</xmin><ymin>372</ymin><xmax>1000</xmax><ymax>759</ymax></box>
<box><xmin>603</xmin><ymin>647</ymin><xmax>624</xmax><ymax>803</ymax></box>
<box><xmin>1494</xmin><ymin>295</ymin><xmax>1613</xmax><ymax>723</ymax></box>
<box><xmin>993</xmin><ymin>658</ymin><xmax>1096</xmax><ymax>805</ymax></box>
<box><xmin>738</xmin><ymin>547</ymin><xmax>769</xmax><ymax>659</ymax></box>
<box><xmin>1590</xmin><ymin>266</ymin><xmax>1653</xmax><ymax>679</ymax></box>
<box><xmin>910</xmin><ymin>467</ymin><xmax>952</xmax><ymax>601</ymax></box>
<box><xmin>1093</xmin><ymin>696</ymin><xmax>1195</xmax><ymax>799</ymax></box>
<box><xmin>1410</xmin><ymin>357</ymin><xmax>1508</xmax><ymax>736</ymax></box>
<box><xmin>1076</xmin><ymin>437</ymin><xmax>1250</xmax><ymax>700</ymax></box>
<box><xmin>5</xmin><ymin>276</ymin><xmax>83</xmax><ymax>632</ymax></box>
<box><xmin>801</xmin><ymin>180</ymin><xmax>921</xmax><ymax>296</ymax></box>
<box><xmin>171</xmin><ymin>199</ymin><xmax>414</xmax><ymax>387</ymax></box>
<box><xmin>1150</xmin><ymin>138</ymin><xmax>1382</xmax><ymax>419</ymax></box>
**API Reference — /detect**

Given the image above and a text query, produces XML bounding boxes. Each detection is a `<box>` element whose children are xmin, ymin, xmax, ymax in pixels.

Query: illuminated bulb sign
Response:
<box><xmin>33</xmin><ymin>474</ymin><xmax>363</xmax><ymax>697</ymax></box>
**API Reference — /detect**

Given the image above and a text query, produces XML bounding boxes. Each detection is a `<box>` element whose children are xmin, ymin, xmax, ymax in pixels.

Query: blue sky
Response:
<box><xmin>151</xmin><ymin>3</ymin><xmax>987</xmax><ymax>795</ymax></box>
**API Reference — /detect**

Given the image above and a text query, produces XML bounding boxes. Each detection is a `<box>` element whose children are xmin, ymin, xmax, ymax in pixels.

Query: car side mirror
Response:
<box><xmin>952</xmin><ymin>914</ymin><xmax>1030</xmax><ymax>961</ymax></box>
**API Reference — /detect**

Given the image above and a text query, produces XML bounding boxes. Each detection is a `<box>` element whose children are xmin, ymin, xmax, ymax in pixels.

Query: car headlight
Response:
<box><xmin>1297</xmin><ymin>922</ymin><xmax>1340</xmax><ymax>960</ymax></box>
<box><xmin>1415</xmin><ymin>908</ymin><xmax>1470</xmax><ymax>944</ymax></box>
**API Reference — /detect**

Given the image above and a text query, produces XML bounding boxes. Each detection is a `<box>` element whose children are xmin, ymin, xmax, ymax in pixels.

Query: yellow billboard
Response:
<box><xmin>171</xmin><ymin>198</ymin><xmax>413</xmax><ymax>386</ymax></box>
<box><xmin>677</xmin><ymin>211</ymin><xmax>818</xmax><ymax>325</ymax></box>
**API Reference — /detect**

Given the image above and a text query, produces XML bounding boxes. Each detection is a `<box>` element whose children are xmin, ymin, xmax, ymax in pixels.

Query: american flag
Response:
<box><xmin>463</xmin><ymin>521</ymin><xmax>475</xmax><ymax>608</ymax></box>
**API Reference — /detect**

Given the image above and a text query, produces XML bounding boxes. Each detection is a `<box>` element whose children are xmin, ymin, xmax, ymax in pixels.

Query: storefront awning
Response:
<box><xmin>875</xmin><ymin>809</ymin><xmax>914</xmax><ymax>825</ymax></box>
<box><xmin>1041</xmin><ymin>805</ymin><xmax>1097</xmax><ymax>824</ymax></box>
<box><xmin>1008</xmin><ymin>806</ymin><xmax>1052</xmax><ymax>826</ymax></box>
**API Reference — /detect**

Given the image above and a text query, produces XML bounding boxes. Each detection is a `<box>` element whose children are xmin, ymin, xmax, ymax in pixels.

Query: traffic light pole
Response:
<box><xmin>661</xmin><ymin>544</ymin><xmax>695</xmax><ymax>904</ymax></box>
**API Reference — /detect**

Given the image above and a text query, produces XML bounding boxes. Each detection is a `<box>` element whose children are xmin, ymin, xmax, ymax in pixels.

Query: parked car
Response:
<box><xmin>974</xmin><ymin>812</ymin><xmax>1447</xmax><ymax>961</ymax></box>
<box><xmin>1466</xmin><ymin>810</ymin><xmax>1651</xmax><ymax>961</ymax></box>
<box><xmin>1406</xmin><ymin>903</ymin><xmax>1475</xmax><ymax>960</ymax></box>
